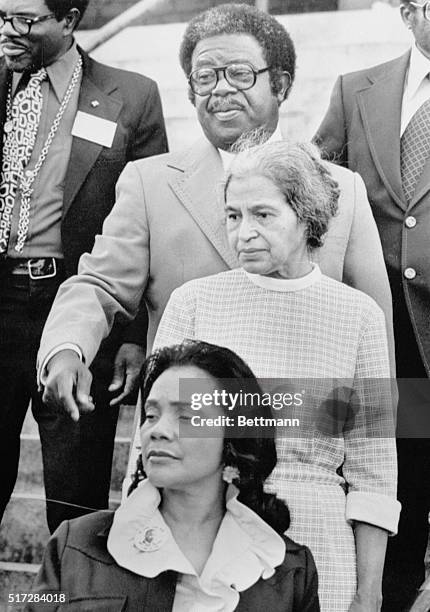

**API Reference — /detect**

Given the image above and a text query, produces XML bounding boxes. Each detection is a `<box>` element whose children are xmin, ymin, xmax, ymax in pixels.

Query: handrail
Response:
<box><xmin>84</xmin><ymin>0</ymin><xmax>170</xmax><ymax>53</ymax></box>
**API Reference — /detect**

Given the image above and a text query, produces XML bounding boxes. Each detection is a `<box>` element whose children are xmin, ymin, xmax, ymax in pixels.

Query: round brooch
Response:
<box><xmin>133</xmin><ymin>525</ymin><xmax>167</xmax><ymax>553</ymax></box>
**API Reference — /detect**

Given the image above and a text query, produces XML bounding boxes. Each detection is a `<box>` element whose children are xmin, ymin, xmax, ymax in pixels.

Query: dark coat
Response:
<box><xmin>27</xmin><ymin>511</ymin><xmax>320</xmax><ymax>612</ymax></box>
<box><xmin>314</xmin><ymin>51</ymin><xmax>430</xmax><ymax>375</ymax></box>
<box><xmin>0</xmin><ymin>49</ymin><xmax>168</xmax><ymax>350</ymax></box>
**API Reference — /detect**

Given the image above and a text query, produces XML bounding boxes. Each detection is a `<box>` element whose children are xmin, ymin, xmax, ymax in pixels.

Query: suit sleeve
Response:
<box><xmin>121</xmin><ymin>79</ymin><xmax>168</xmax><ymax>347</ymax></box>
<box><xmin>26</xmin><ymin>522</ymin><xmax>69</xmax><ymax>610</ymax></box>
<box><xmin>153</xmin><ymin>284</ymin><xmax>197</xmax><ymax>349</ymax></box>
<box><xmin>343</xmin><ymin>172</ymin><xmax>396</xmax><ymax>378</ymax></box>
<box><xmin>313</xmin><ymin>76</ymin><xmax>348</xmax><ymax>166</ymax></box>
<box><xmin>38</xmin><ymin>162</ymin><xmax>150</xmax><ymax>369</ymax></box>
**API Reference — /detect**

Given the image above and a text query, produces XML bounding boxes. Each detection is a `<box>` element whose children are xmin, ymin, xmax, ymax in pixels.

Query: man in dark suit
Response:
<box><xmin>0</xmin><ymin>0</ymin><xmax>167</xmax><ymax>533</ymax></box>
<box><xmin>314</xmin><ymin>2</ymin><xmax>430</xmax><ymax>608</ymax></box>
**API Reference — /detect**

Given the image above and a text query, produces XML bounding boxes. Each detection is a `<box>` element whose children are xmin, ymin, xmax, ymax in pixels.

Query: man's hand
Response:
<box><xmin>109</xmin><ymin>343</ymin><xmax>146</xmax><ymax>406</ymax></box>
<box><xmin>42</xmin><ymin>350</ymin><xmax>94</xmax><ymax>422</ymax></box>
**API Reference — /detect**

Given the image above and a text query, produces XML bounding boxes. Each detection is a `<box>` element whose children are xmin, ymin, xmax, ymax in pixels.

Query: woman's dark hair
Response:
<box><xmin>130</xmin><ymin>340</ymin><xmax>290</xmax><ymax>535</ymax></box>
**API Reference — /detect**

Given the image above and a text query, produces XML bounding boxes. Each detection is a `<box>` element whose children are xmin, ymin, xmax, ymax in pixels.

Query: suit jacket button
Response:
<box><xmin>405</xmin><ymin>216</ymin><xmax>417</xmax><ymax>228</ymax></box>
<box><xmin>404</xmin><ymin>267</ymin><xmax>416</xmax><ymax>280</ymax></box>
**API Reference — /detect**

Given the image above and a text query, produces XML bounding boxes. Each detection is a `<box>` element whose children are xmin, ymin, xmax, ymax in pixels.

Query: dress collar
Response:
<box><xmin>243</xmin><ymin>263</ymin><xmax>322</xmax><ymax>292</ymax></box>
<box><xmin>107</xmin><ymin>479</ymin><xmax>285</xmax><ymax>597</ymax></box>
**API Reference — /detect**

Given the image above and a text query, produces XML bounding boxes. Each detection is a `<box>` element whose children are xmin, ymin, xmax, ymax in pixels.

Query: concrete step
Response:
<box><xmin>0</xmin><ymin>563</ymin><xmax>40</xmax><ymax>609</ymax></box>
<box><xmin>0</xmin><ymin>496</ymin><xmax>50</xmax><ymax>566</ymax></box>
<box><xmin>15</xmin><ymin>435</ymin><xmax>130</xmax><ymax>495</ymax></box>
<box><xmin>0</xmin><ymin>493</ymin><xmax>120</xmax><ymax>566</ymax></box>
<box><xmin>0</xmin><ymin>404</ymin><xmax>134</xmax><ymax>578</ymax></box>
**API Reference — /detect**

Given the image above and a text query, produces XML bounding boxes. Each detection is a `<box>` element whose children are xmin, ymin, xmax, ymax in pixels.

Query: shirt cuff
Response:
<box><xmin>345</xmin><ymin>491</ymin><xmax>401</xmax><ymax>536</ymax></box>
<box><xmin>38</xmin><ymin>343</ymin><xmax>83</xmax><ymax>387</ymax></box>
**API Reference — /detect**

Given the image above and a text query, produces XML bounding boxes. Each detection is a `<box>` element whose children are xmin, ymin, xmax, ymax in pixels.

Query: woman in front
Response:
<box><xmin>154</xmin><ymin>141</ymin><xmax>400</xmax><ymax>612</ymax></box>
<box><xmin>29</xmin><ymin>341</ymin><xmax>319</xmax><ymax>612</ymax></box>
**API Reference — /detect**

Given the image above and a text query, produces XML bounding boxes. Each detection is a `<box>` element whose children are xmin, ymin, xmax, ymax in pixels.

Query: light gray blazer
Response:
<box><xmin>38</xmin><ymin>137</ymin><xmax>394</xmax><ymax>369</ymax></box>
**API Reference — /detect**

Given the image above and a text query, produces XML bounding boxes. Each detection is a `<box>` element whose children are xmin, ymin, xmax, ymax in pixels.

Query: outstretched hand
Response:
<box><xmin>42</xmin><ymin>350</ymin><xmax>94</xmax><ymax>422</ymax></box>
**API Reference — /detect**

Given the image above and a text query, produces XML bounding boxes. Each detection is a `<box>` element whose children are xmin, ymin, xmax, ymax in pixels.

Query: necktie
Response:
<box><xmin>401</xmin><ymin>95</ymin><xmax>430</xmax><ymax>205</ymax></box>
<box><xmin>0</xmin><ymin>67</ymin><xmax>47</xmax><ymax>254</ymax></box>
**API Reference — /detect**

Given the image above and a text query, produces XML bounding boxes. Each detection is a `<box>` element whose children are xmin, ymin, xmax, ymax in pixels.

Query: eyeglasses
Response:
<box><xmin>188</xmin><ymin>63</ymin><xmax>271</xmax><ymax>96</ymax></box>
<box><xmin>409</xmin><ymin>1</ymin><xmax>430</xmax><ymax>21</ymax></box>
<box><xmin>0</xmin><ymin>13</ymin><xmax>56</xmax><ymax>35</ymax></box>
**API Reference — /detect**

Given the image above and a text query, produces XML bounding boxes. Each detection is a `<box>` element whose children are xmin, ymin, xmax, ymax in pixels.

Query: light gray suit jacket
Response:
<box><xmin>38</xmin><ymin>137</ymin><xmax>393</xmax><ymax>369</ymax></box>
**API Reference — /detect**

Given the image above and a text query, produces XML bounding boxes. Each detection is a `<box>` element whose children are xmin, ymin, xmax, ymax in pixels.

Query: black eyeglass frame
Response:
<box><xmin>0</xmin><ymin>13</ymin><xmax>56</xmax><ymax>35</ymax></box>
<box><xmin>409</xmin><ymin>1</ymin><xmax>430</xmax><ymax>21</ymax></box>
<box><xmin>188</xmin><ymin>63</ymin><xmax>272</xmax><ymax>96</ymax></box>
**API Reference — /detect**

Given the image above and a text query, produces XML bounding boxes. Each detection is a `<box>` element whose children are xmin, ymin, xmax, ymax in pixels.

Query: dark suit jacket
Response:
<box><xmin>0</xmin><ymin>48</ymin><xmax>168</xmax><ymax>354</ymax></box>
<box><xmin>314</xmin><ymin>51</ymin><xmax>430</xmax><ymax>375</ymax></box>
<box><xmin>28</xmin><ymin>511</ymin><xmax>320</xmax><ymax>612</ymax></box>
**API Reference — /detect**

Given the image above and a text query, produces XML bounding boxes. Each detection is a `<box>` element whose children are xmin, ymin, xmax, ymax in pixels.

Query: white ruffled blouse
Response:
<box><xmin>107</xmin><ymin>479</ymin><xmax>286</xmax><ymax>612</ymax></box>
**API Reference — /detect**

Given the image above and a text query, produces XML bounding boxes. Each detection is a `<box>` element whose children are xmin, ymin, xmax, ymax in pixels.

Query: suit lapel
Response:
<box><xmin>357</xmin><ymin>51</ymin><xmax>410</xmax><ymax>211</ymax></box>
<box><xmin>62</xmin><ymin>53</ymin><xmax>123</xmax><ymax>219</ymax></box>
<box><xmin>168</xmin><ymin>139</ymin><xmax>238</xmax><ymax>269</ymax></box>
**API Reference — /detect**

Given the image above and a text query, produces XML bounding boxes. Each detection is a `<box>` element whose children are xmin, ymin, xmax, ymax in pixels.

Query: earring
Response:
<box><xmin>222</xmin><ymin>465</ymin><xmax>240</xmax><ymax>484</ymax></box>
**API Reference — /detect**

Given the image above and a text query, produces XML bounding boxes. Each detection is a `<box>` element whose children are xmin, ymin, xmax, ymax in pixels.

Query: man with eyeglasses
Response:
<box><xmin>315</xmin><ymin>2</ymin><xmax>430</xmax><ymax>609</ymax></box>
<box><xmin>38</xmin><ymin>6</ymin><xmax>392</xmax><ymax>600</ymax></box>
<box><xmin>0</xmin><ymin>0</ymin><xmax>168</xmax><ymax>534</ymax></box>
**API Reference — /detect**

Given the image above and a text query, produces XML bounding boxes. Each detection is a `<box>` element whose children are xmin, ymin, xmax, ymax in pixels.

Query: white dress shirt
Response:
<box><xmin>401</xmin><ymin>44</ymin><xmax>430</xmax><ymax>135</ymax></box>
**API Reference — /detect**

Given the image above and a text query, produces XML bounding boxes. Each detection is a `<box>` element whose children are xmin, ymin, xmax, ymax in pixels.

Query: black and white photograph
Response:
<box><xmin>0</xmin><ymin>0</ymin><xmax>428</xmax><ymax>610</ymax></box>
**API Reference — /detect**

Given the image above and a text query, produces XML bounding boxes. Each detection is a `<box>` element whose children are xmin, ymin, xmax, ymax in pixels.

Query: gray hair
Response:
<box><xmin>224</xmin><ymin>140</ymin><xmax>340</xmax><ymax>250</ymax></box>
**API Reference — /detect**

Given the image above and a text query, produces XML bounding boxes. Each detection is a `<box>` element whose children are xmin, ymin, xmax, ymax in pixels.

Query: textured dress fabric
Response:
<box><xmin>154</xmin><ymin>266</ymin><xmax>400</xmax><ymax>612</ymax></box>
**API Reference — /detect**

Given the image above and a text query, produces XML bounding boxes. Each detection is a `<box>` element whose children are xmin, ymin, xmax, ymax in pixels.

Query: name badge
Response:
<box><xmin>72</xmin><ymin>111</ymin><xmax>117</xmax><ymax>148</ymax></box>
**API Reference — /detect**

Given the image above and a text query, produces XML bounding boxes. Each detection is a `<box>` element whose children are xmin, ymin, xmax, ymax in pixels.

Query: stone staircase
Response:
<box><xmin>0</xmin><ymin>405</ymin><xmax>135</xmax><ymax>604</ymax></box>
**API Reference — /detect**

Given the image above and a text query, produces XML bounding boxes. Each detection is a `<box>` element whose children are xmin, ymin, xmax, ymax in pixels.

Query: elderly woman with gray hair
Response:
<box><xmin>154</xmin><ymin>140</ymin><xmax>400</xmax><ymax>612</ymax></box>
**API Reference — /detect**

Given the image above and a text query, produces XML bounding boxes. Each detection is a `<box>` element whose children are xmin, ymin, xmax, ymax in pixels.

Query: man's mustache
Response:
<box><xmin>208</xmin><ymin>98</ymin><xmax>244</xmax><ymax>112</ymax></box>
